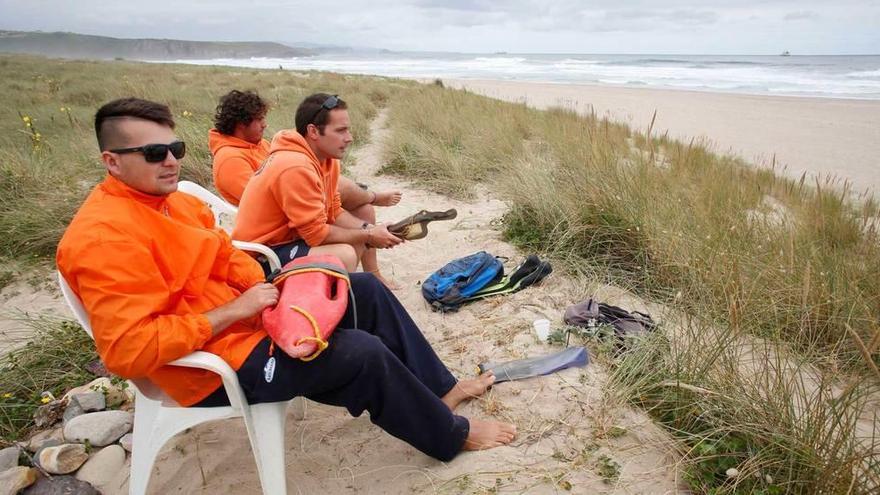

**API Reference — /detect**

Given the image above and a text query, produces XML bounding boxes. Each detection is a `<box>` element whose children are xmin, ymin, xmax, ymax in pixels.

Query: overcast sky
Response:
<box><xmin>1</xmin><ymin>0</ymin><xmax>878</xmax><ymax>54</ymax></box>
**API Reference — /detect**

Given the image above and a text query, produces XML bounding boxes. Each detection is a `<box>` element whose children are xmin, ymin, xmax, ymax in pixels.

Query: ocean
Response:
<box><xmin>168</xmin><ymin>52</ymin><xmax>880</xmax><ymax>100</ymax></box>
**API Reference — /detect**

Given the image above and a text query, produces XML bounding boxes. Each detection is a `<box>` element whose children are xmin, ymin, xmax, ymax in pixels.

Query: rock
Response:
<box><xmin>64</xmin><ymin>378</ymin><xmax>127</xmax><ymax>408</ymax></box>
<box><xmin>75</xmin><ymin>445</ymin><xmax>125</xmax><ymax>491</ymax></box>
<box><xmin>118</xmin><ymin>433</ymin><xmax>132</xmax><ymax>452</ymax></box>
<box><xmin>62</xmin><ymin>398</ymin><xmax>84</xmax><ymax>425</ymax></box>
<box><xmin>25</xmin><ymin>428</ymin><xmax>64</xmax><ymax>453</ymax></box>
<box><xmin>63</xmin><ymin>411</ymin><xmax>132</xmax><ymax>447</ymax></box>
<box><xmin>0</xmin><ymin>466</ymin><xmax>37</xmax><ymax>495</ymax></box>
<box><xmin>33</xmin><ymin>400</ymin><xmax>66</xmax><ymax>429</ymax></box>
<box><xmin>0</xmin><ymin>446</ymin><xmax>20</xmax><ymax>471</ymax></box>
<box><xmin>22</xmin><ymin>475</ymin><xmax>99</xmax><ymax>495</ymax></box>
<box><xmin>30</xmin><ymin>440</ymin><xmax>62</xmax><ymax>469</ymax></box>
<box><xmin>67</xmin><ymin>392</ymin><xmax>105</xmax><ymax>413</ymax></box>
<box><xmin>36</xmin><ymin>444</ymin><xmax>88</xmax><ymax>474</ymax></box>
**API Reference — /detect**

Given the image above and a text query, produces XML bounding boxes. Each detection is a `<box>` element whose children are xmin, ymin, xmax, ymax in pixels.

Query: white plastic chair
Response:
<box><xmin>57</xmin><ymin>272</ymin><xmax>290</xmax><ymax>495</ymax></box>
<box><xmin>177</xmin><ymin>180</ymin><xmax>281</xmax><ymax>272</ymax></box>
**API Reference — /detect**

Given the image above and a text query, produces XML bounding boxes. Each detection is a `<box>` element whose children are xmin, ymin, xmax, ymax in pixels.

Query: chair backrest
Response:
<box><xmin>177</xmin><ymin>180</ymin><xmax>238</xmax><ymax>234</ymax></box>
<box><xmin>57</xmin><ymin>271</ymin><xmax>94</xmax><ymax>339</ymax></box>
<box><xmin>56</xmin><ymin>271</ymin><xmax>175</xmax><ymax>404</ymax></box>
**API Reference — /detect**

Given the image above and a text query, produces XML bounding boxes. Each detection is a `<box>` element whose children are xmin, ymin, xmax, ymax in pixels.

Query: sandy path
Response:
<box><xmin>0</xmin><ymin>275</ymin><xmax>70</xmax><ymax>355</ymax></box>
<box><xmin>132</xmin><ymin>111</ymin><xmax>685</xmax><ymax>494</ymax></box>
<box><xmin>447</xmin><ymin>79</ymin><xmax>880</xmax><ymax>195</ymax></box>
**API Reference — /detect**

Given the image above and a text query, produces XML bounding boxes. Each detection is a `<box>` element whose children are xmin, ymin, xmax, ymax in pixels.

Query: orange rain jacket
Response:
<box><xmin>208</xmin><ymin>129</ymin><xmax>271</xmax><ymax>206</ymax></box>
<box><xmin>233</xmin><ymin>130</ymin><xmax>344</xmax><ymax>247</ymax></box>
<box><xmin>57</xmin><ymin>175</ymin><xmax>267</xmax><ymax>406</ymax></box>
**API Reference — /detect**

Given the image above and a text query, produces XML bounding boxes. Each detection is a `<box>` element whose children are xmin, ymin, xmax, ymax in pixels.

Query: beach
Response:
<box><xmin>446</xmin><ymin>79</ymin><xmax>880</xmax><ymax>193</ymax></box>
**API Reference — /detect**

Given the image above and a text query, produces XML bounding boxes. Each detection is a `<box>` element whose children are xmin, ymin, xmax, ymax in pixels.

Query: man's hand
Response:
<box><xmin>235</xmin><ymin>283</ymin><xmax>280</xmax><ymax>318</ymax></box>
<box><xmin>368</xmin><ymin>224</ymin><xmax>404</xmax><ymax>249</ymax></box>
<box><xmin>204</xmin><ymin>283</ymin><xmax>279</xmax><ymax>336</ymax></box>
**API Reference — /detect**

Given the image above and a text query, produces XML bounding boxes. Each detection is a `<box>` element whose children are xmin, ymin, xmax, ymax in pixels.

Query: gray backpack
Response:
<box><xmin>564</xmin><ymin>298</ymin><xmax>656</xmax><ymax>339</ymax></box>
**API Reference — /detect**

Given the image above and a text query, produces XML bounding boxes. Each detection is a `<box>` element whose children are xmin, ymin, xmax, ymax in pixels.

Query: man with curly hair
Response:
<box><xmin>210</xmin><ymin>90</ymin><xmax>402</xmax><ymax>287</ymax></box>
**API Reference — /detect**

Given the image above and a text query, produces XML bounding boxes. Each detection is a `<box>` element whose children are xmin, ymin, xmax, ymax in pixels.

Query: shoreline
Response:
<box><xmin>445</xmin><ymin>78</ymin><xmax>880</xmax><ymax>194</ymax></box>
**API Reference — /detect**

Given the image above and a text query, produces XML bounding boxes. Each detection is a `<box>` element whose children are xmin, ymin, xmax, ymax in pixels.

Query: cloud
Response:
<box><xmin>784</xmin><ymin>10</ymin><xmax>819</xmax><ymax>21</ymax></box>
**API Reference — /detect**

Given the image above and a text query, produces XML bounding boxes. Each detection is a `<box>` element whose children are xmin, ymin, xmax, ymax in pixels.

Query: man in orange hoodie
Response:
<box><xmin>210</xmin><ymin>90</ymin><xmax>401</xmax><ymax>287</ymax></box>
<box><xmin>234</xmin><ymin>93</ymin><xmax>406</xmax><ymax>282</ymax></box>
<box><xmin>58</xmin><ymin>97</ymin><xmax>514</xmax><ymax>463</ymax></box>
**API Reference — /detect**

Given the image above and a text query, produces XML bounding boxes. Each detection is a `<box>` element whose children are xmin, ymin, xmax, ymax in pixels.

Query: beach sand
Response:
<box><xmin>446</xmin><ymin>79</ymin><xmax>880</xmax><ymax>194</ymax></box>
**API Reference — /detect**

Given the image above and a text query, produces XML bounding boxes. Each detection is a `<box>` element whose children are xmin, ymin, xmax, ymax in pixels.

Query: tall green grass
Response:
<box><xmin>383</xmin><ymin>84</ymin><xmax>880</xmax><ymax>493</ymax></box>
<box><xmin>0</xmin><ymin>317</ymin><xmax>98</xmax><ymax>444</ymax></box>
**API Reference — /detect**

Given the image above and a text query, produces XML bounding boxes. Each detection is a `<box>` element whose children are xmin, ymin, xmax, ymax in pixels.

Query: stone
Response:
<box><xmin>0</xmin><ymin>446</ymin><xmax>20</xmax><ymax>471</ymax></box>
<box><xmin>61</xmin><ymin>398</ymin><xmax>84</xmax><ymax>425</ymax></box>
<box><xmin>118</xmin><ymin>433</ymin><xmax>132</xmax><ymax>452</ymax></box>
<box><xmin>22</xmin><ymin>475</ymin><xmax>99</xmax><ymax>495</ymax></box>
<box><xmin>75</xmin><ymin>445</ymin><xmax>126</xmax><ymax>491</ymax></box>
<box><xmin>67</xmin><ymin>392</ymin><xmax>105</xmax><ymax>413</ymax></box>
<box><xmin>33</xmin><ymin>400</ymin><xmax>66</xmax><ymax>429</ymax></box>
<box><xmin>63</xmin><ymin>411</ymin><xmax>132</xmax><ymax>447</ymax></box>
<box><xmin>0</xmin><ymin>466</ymin><xmax>37</xmax><ymax>495</ymax></box>
<box><xmin>63</xmin><ymin>378</ymin><xmax>127</xmax><ymax>408</ymax></box>
<box><xmin>36</xmin><ymin>444</ymin><xmax>88</xmax><ymax>475</ymax></box>
<box><xmin>25</xmin><ymin>428</ymin><xmax>64</xmax><ymax>453</ymax></box>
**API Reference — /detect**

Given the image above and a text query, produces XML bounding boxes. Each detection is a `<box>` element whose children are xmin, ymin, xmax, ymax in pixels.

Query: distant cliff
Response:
<box><xmin>0</xmin><ymin>31</ymin><xmax>317</xmax><ymax>60</ymax></box>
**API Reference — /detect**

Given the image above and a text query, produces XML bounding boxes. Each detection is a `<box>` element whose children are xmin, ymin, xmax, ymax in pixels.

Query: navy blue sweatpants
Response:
<box><xmin>197</xmin><ymin>273</ymin><xmax>470</xmax><ymax>461</ymax></box>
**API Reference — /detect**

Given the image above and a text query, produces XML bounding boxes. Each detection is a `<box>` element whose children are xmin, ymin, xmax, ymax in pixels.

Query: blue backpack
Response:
<box><xmin>422</xmin><ymin>251</ymin><xmax>504</xmax><ymax>312</ymax></box>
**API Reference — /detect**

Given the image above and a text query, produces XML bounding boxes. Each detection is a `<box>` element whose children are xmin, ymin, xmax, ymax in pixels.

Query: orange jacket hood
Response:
<box><xmin>268</xmin><ymin>129</ymin><xmax>319</xmax><ymax>161</ymax></box>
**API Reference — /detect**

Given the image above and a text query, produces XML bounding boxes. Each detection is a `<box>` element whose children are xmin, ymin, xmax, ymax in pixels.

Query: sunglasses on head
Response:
<box><xmin>109</xmin><ymin>141</ymin><xmax>186</xmax><ymax>163</ymax></box>
<box><xmin>307</xmin><ymin>95</ymin><xmax>340</xmax><ymax>126</ymax></box>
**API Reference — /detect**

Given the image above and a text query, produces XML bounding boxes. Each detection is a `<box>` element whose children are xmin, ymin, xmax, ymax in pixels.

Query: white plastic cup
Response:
<box><xmin>533</xmin><ymin>318</ymin><xmax>551</xmax><ymax>342</ymax></box>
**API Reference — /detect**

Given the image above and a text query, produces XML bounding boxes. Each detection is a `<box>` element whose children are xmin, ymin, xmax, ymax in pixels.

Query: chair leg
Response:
<box><xmin>129</xmin><ymin>394</ymin><xmax>162</xmax><ymax>495</ymax></box>
<box><xmin>246</xmin><ymin>402</ymin><xmax>289</xmax><ymax>495</ymax></box>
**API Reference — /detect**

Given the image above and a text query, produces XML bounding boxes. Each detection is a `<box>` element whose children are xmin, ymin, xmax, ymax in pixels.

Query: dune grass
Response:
<box><xmin>0</xmin><ymin>316</ymin><xmax>99</xmax><ymax>443</ymax></box>
<box><xmin>383</xmin><ymin>84</ymin><xmax>880</xmax><ymax>493</ymax></box>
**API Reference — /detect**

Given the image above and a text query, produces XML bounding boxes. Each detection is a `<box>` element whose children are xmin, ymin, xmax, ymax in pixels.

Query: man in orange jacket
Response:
<box><xmin>233</xmin><ymin>93</ymin><xmax>405</xmax><ymax>282</ymax></box>
<box><xmin>210</xmin><ymin>90</ymin><xmax>401</xmax><ymax>287</ymax></box>
<box><xmin>58</xmin><ymin>97</ymin><xmax>514</xmax><ymax>463</ymax></box>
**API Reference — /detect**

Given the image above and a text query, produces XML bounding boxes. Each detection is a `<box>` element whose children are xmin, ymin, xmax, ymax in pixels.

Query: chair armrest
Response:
<box><xmin>232</xmin><ymin>240</ymin><xmax>282</xmax><ymax>272</ymax></box>
<box><xmin>169</xmin><ymin>351</ymin><xmax>249</xmax><ymax>410</ymax></box>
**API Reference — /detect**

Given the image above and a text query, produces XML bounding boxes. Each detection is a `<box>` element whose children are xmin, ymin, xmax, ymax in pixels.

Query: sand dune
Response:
<box><xmin>448</xmin><ymin>79</ymin><xmax>880</xmax><ymax>194</ymax></box>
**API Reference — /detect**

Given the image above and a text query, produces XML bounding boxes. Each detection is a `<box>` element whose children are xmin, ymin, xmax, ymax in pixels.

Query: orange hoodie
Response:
<box><xmin>57</xmin><ymin>175</ymin><xmax>267</xmax><ymax>406</ymax></box>
<box><xmin>233</xmin><ymin>130</ymin><xmax>344</xmax><ymax>247</ymax></box>
<box><xmin>208</xmin><ymin>129</ymin><xmax>270</xmax><ymax>206</ymax></box>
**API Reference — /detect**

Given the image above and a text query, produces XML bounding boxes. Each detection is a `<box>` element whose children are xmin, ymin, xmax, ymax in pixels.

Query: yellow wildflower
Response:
<box><xmin>1</xmin><ymin>393</ymin><xmax>12</xmax><ymax>399</ymax></box>
<box><xmin>22</xmin><ymin>116</ymin><xmax>31</xmax><ymax>123</ymax></box>
<box><xmin>40</xmin><ymin>396</ymin><xmax>51</xmax><ymax>404</ymax></box>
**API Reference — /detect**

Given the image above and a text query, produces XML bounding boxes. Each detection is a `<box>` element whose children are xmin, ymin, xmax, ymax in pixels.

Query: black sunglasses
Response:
<box><xmin>307</xmin><ymin>95</ymin><xmax>340</xmax><ymax>126</ymax></box>
<box><xmin>109</xmin><ymin>141</ymin><xmax>186</xmax><ymax>163</ymax></box>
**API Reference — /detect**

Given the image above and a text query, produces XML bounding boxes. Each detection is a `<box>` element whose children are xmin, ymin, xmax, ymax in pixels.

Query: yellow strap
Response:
<box><xmin>271</xmin><ymin>267</ymin><xmax>349</xmax><ymax>288</ymax></box>
<box><xmin>289</xmin><ymin>305</ymin><xmax>330</xmax><ymax>361</ymax></box>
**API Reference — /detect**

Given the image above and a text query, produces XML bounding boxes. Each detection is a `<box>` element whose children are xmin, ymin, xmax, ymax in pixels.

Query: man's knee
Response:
<box><xmin>349</xmin><ymin>203</ymin><xmax>376</xmax><ymax>223</ymax></box>
<box><xmin>336</xmin><ymin>330</ymin><xmax>388</xmax><ymax>368</ymax></box>
<box><xmin>314</xmin><ymin>243</ymin><xmax>358</xmax><ymax>271</ymax></box>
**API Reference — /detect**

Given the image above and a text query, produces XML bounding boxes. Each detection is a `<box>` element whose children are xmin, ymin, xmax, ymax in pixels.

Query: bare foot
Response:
<box><xmin>372</xmin><ymin>271</ymin><xmax>401</xmax><ymax>290</ymax></box>
<box><xmin>373</xmin><ymin>190</ymin><xmax>402</xmax><ymax>207</ymax></box>
<box><xmin>441</xmin><ymin>371</ymin><xmax>495</xmax><ymax>411</ymax></box>
<box><xmin>462</xmin><ymin>418</ymin><xmax>516</xmax><ymax>451</ymax></box>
